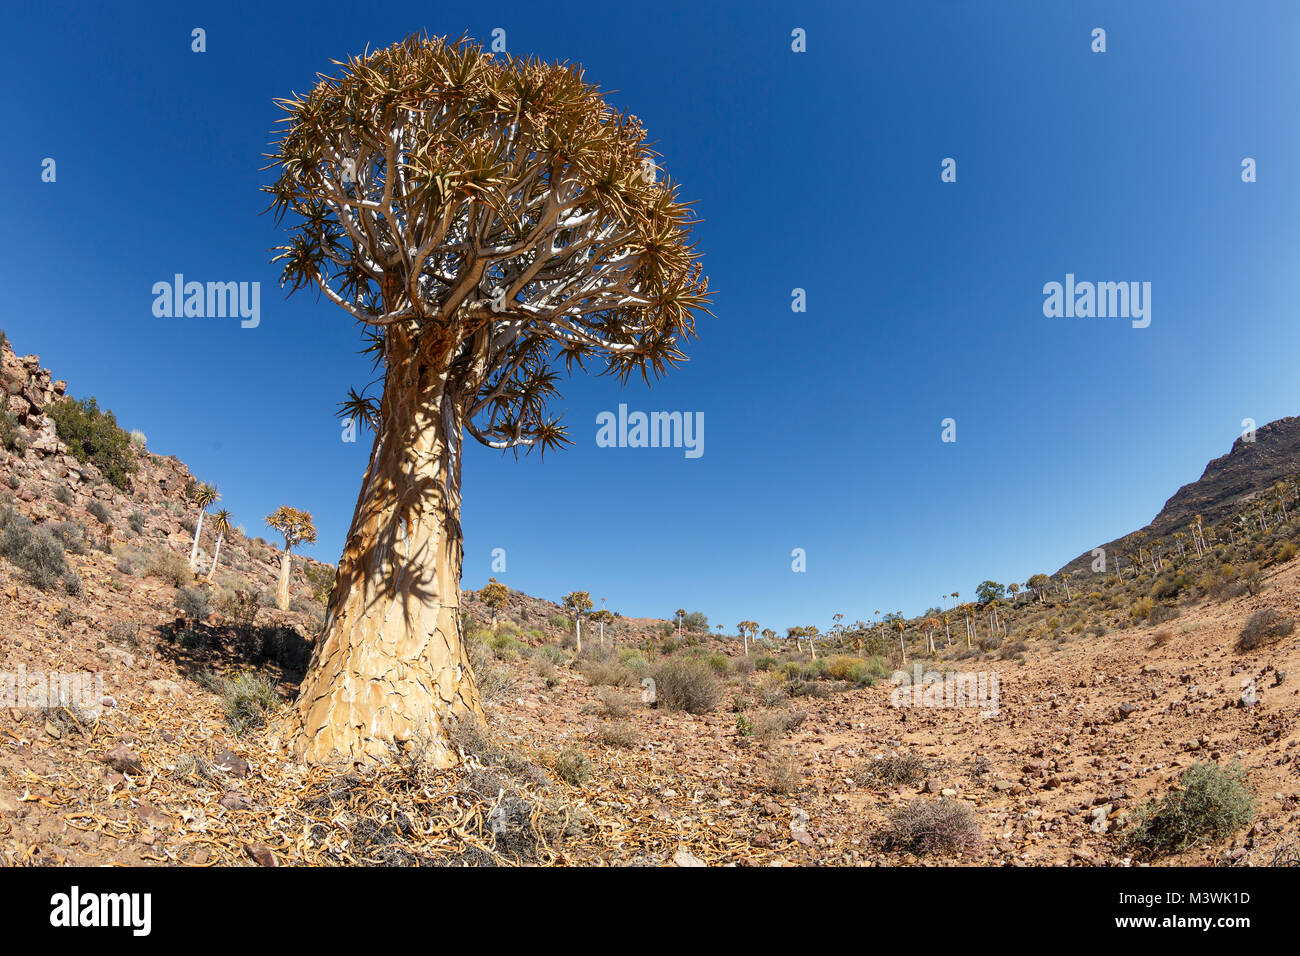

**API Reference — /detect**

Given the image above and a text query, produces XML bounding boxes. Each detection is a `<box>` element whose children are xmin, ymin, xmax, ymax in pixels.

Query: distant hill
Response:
<box><xmin>1059</xmin><ymin>417</ymin><xmax>1300</xmax><ymax>575</ymax></box>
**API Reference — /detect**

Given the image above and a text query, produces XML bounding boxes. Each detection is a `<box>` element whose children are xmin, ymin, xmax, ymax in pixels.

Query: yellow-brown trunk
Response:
<box><xmin>294</xmin><ymin>332</ymin><xmax>481</xmax><ymax>767</ymax></box>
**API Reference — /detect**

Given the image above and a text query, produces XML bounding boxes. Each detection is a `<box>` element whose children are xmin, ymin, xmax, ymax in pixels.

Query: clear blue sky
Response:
<box><xmin>4</xmin><ymin>1</ymin><xmax>1299</xmax><ymax>634</ymax></box>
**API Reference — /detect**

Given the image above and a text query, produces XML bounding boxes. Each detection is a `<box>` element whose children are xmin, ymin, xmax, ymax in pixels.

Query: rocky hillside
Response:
<box><xmin>0</xmin><ymin>333</ymin><xmax>332</xmax><ymax>618</ymax></box>
<box><xmin>1060</xmin><ymin>417</ymin><xmax>1300</xmax><ymax>575</ymax></box>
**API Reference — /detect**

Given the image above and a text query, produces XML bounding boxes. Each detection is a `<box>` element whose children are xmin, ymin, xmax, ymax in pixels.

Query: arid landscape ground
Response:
<box><xmin>1</xmin><ymin>337</ymin><xmax>1298</xmax><ymax>868</ymax></box>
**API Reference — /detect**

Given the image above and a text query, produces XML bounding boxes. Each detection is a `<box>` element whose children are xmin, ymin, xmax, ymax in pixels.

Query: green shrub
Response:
<box><xmin>1123</xmin><ymin>761</ymin><xmax>1255</xmax><ymax>858</ymax></box>
<box><xmin>195</xmin><ymin>670</ymin><xmax>280</xmax><ymax>736</ymax></box>
<box><xmin>554</xmin><ymin>748</ymin><xmax>591</xmax><ymax>787</ymax></box>
<box><xmin>1150</xmin><ymin>575</ymin><xmax>1187</xmax><ymax>601</ymax></box>
<box><xmin>0</xmin><ymin>512</ymin><xmax>69</xmax><ymax>589</ymax></box>
<box><xmin>87</xmin><ymin>499</ymin><xmax>111</xmax><ymax>526</ymax></box>
<box><xmin>754</xmin><ymin>653</ymin><xmax>777</xmax><ymax>671</ymax></box>
<box><xmin>47</xmin><ymin>396</ymin><xmax>137</xmax><ymax>490</ymax></box>
<box><xmin>52</xmin><ymin>520</ymin><xmax>88</xmax><ymax>555</ymax></box>
<box><xmin>304</xmin><ymin>562</ymin><xmax>336</xmax><ymax>605</ymax></box>
<box><xmin>533</xmin><ymin>644</ymin><xmax>569</xmax><ymax>665</ymax></box>
<box><xmin>826</xmin><ymin>655</ymin><xmax>875</xmax><ymax>685</ymax></box>
<box><xmin>1149</xmin><ymin>604</ymin><xmax>1180</xmax><ymax>625</ymax></box>
<box><xmin>702</xmin><ymin>652</ymin><xmax>731</xmax><ymax>676</ymax></box>
<box><xmin>616</xmin><ymin>647</ymin><xmax>649</xmax><ymax>673</ymax></box>
<box><xmin>0</xmin><ymin>411</ymin><xmax>26</xmax><ymax>455</ymax></box>
<box><xmin>680</xmin><ymin>610</ymin><xmax>708</xmax><ymax>633</ymax></box>
<box><xmin>174</xmin><ymin>585</ymin><xmax>211</xmax><ymax>619</ymax></box>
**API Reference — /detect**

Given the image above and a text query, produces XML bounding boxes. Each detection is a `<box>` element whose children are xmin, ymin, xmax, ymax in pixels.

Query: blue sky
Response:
<box><xmin>4</xmin><ymin>1</ymin><xmax>1299</xmax><ymax>634</ymax></box>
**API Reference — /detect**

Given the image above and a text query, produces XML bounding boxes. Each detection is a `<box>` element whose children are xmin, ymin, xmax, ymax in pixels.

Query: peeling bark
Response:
<box><xmin>294</xmin><ymin>331</ymin><xmax>481</xmax><ymax>767</ymax></box>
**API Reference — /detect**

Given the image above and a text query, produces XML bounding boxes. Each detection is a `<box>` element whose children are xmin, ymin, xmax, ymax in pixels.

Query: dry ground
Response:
<box><xmin>1</xmin><ymin>543</ymin><xmax>1298</xmax><ymax>867</ymax></box>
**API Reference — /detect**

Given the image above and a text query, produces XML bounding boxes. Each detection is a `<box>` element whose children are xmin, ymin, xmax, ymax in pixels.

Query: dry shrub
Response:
<box><xmin>596</xmin><ymin>686</ymin><xmax>636</xmax><ymax>718</ymax></box>
<box><xmin>1236</xmin><ymin>608</ymin><xmax>1295</xmax><ymax>652</ymax></box>
<box><xmin>595</xmin><ymin>721</ymin><xmax>639</xmax><ymax>749</ymax></box>
<box><xmin>882</xmin><ymin>798</ymin><xmax>982</xmax><ymax>856</ymax></box>
<box><xmin>762</xmin><ymin>747</ymin><xmax>801</xmax><ymax>794</ymax></box>
<box><xmin>579</xmin><ymin>658</ymin><xmax>636</xmax><ymax>687</ymax></box>
<box><xmin>856</xmin><ymin>753</ymin><xmax>926</xmax><ymax>789</ymax></box>
<box><xmin>147</xmin><ymin>549</ymin><xmax>192</xmax><ymax>587</ymax></box>
<box><xmin>754</xmin><ymin>708</ymin><xmax>806</xmax><ymax>742</ymax></box>
<box><xmin>650</xmin><ymin>657</ymin><xmax>720</xmax><ymax>714</ymax></box>
<box><xmin>466</xmin><ymin>632</ymin><xmax>515</xmax><ymax>702</ymax></box>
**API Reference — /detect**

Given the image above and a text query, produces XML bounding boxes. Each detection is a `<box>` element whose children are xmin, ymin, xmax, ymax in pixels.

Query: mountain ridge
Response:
<box><xmin>1059</xmin><ymin>417</ymin><xmax>1300</xmax><ymax>577</ymax></box>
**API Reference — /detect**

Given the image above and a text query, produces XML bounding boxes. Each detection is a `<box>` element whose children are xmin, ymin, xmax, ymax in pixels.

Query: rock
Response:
<box><xmin>102</xmin><ymin>742</ymin><xmax>144</xmax><ymax>775</ymax></box>
<box><xmin>219</xmin><ymin>791</ymin><xmax>251</xmax><ymax>811</ymax></box>
<box><xmin>1118</xmin><ymin>702</ymin><xmax>1137</xmax><ymax>719</ymax></box>
<box><xmin>97</xmin><ymin>646</ymin><xmax>135</xmax><ymax>668</ymax></box>
<box><xmin>791</xmin><ymin>829</ymin><xmax>814</xmax><ymax>846</ymax></box>
<box><xmin>145</xmin><ymin>679</ymin><xmax>183</xmax><ymax>697</ymax></box>
<box><xmin>923</xmin><ymin>778</ymin><xmax>942</xmax><ymax>794</ymax></box>
<box><xmin>212</xmin><ymin>750</ymin><xmax>250</xmax><ymax>778</ymax></box>
<box><xmin>134</xmin><ymin>802</ymin><xmax>172</xmax><ymax>831</ymax></box>
<box><xmin>246</xmin><ymin>843</ymin><xmax>277</xmax><ymax>867</ymax></box>
<box><xmin>673</xmin><ymin>848</ymin><xmax>705</xmax><ymax>867</ymax></box>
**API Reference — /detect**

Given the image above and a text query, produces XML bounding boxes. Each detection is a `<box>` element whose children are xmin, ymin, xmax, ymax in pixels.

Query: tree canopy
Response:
<box><xmin>265</xmin><ymin>33</ymin><xmax>711</xmax><ymax>454</ymax></box>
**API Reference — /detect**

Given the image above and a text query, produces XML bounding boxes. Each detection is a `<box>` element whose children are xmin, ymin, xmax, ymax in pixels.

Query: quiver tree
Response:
<box><xmin>266</xmin><ymin>34</ymin><xmax>709</xmax><ymax>766</ymax></box>
<box><xmin>207</xmin><ymin>508</ymin><xmax>233</xmax><ymax>579</ymax></box>
<box><xmin>593</xmin><ymin>608</ymin><xmax>614</xmax><ymax>646</ymax></box>
<box><xmin>266</xmin><ymin>506</ymin><xmax>318</xmax><ymax>611</ymax></box>
<box><xmin>478</xmin><ymin>576</ymin><xmax>509</xmax><ymax>628</ymax></box>
<box><xmin>562</xmin><ymin>590</ymin><xmax>593</xmax><ymax>653</ymax></box>
<box><xmin>737</xmin><ymin>620</ymin><xmax>759</xmax><ymax>656</ymax></box>
<box><xmin>188</xmin><ymin>483</ymin><xmax>219</xmax><ymax>570</ymax></box>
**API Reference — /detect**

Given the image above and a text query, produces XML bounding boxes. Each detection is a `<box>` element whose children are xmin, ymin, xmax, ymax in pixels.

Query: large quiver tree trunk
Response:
<box><xmin>294</xmin><ymin>333</ymin><xmax>482</xmax><ymax>767</ymax></box>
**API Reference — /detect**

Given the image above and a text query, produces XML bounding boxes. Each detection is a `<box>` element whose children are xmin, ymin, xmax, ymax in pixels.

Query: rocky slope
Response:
<box><xmin>1060</xmin><ymin>417</ymin><xmax>1300</xmax><ymax>575</ymax></box>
